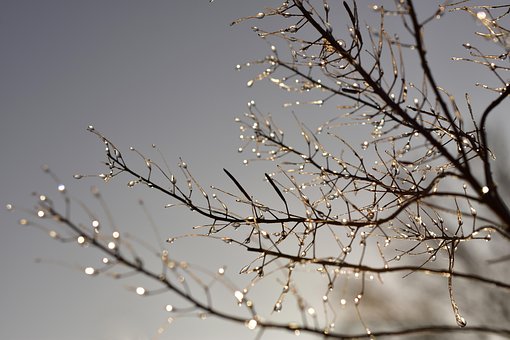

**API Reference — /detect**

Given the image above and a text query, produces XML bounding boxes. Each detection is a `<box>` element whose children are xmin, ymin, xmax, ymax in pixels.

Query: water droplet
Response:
<box><xmin>482</xmin><ymin>186</ymin><xmax>489</xmax><ymax>194</ymax></box>
<box><xmin>165</xmin><ymin>304</ymin><xmax>174</xmax><ymax>312</ymax></box>
<box><xmin>340</xmin><ymin>298</ymin><xmax>346</xmax><ymax>306</ymax></box>
<box><xmin>274</xmin><ymin>301</ymin><xmax>282</xmax><ymax>312</ymax></box>
<box><xmin>73</xmin><ymin>174</ymin><xmax>83</xmax><ymax>179</ymax></box>
<box><xmin>476</xmin><ymin>11</ymin><xmax>486</xmax><ymax>20</ymax></box>
<box><xmin>235</xmin><ymin>290</ymin><xmax>244</xmax><ymax>303</ymax></box>
<box><xmin>84</xmin><ymin>267</ymin><xmax>95</xmax><ymax>275</ymax></box>
<box><xmin>136</xmin><ymin>287</ymin><xmax>146</xmax><ymax>296</ymax></box>
<box><xmin>127</xmin><ymin>180</ymin><xmax>136</xmax><ymax>187</ymax></box>
<box><xmin>247</xmin><ymin>80</ymin><xmax>254</xmax><ymax>87</ymax></box>
<box><xmin>108</xmin><ymin>241</ymin><xmax>116</xmax><ymax>250</ymax></box>
<box><xmin>256</xmin><ymin>12</ymin><xmax>265</xmax><ymax>19</ymax></box>
<box><xmin>456</xmin><ymin>315</ymin><xmax>467</xmax><ymax>327</ymax></box>
<box><xmin>246</xmin><ymin>319</ymin><xmax>258</xmax><ymax>330</ymax></box>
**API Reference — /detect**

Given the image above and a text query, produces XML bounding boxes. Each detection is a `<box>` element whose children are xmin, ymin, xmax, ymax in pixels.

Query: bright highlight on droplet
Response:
<box><xmin>482</xmin><ymin>186</ymin><xmax>489</xmax><ymax>194</ymax></box>
<box><xmin>112</xmin><ymin>231</ymin><xmax>120</xmax><ymax>239</ymax></box>
<box><xmin>77</xmin><ymin>236</ymin><xmax>86</xmax><ymax>244</ymax></box>
<box><xmin>246</xmin><ymin>319</ymin><xmax>257</xmax><ymax>330</ymax></box>
<box><xmin>476</xmin><ymin>11</ymin><xmax>486</xmax><ymax>20</ymax></box>
<box><xmin>57</xmin><ymin>184</ymin><xmax>66</xmax><ymax>192</ymax></box>
<box><xmin>107</xmin><ymin>242</ymin><xmax>116</xmax><ymax>250</ymax></box>
<box><xmin>136</xmin><ymin>287</ymin><xmax>146</xmax><ymax>296</ymax></box>
<box><xmin>37</xmin><ymin>210</ymin><xmax>45</xmax><ymax>218</ymax></box>
<box><xmin>84</xmin><ymin>267</ymin><xmax>95</xmax><ymax>275</ymax></box>
<box><xmin>234</xmin><ymin>290</ymin><xmax>244</xmax><ymax>303</ymax></box>
<box><xmin>165</xmin><ymin>304</ymin><xmax>174</xmax><ymax>312</ymax></box>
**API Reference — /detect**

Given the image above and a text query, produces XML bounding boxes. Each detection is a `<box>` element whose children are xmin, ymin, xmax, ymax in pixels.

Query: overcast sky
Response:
<box><xmin>1</xmin><ymin>1</ymin><xmax>508</xmax><ymax>339</ymax></box>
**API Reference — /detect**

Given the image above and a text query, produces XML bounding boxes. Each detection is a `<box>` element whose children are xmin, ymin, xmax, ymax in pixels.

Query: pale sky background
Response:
<box><xmin>1</xmin><ymin>1</ymin><xmax>508</xmax><ymax>339</ymax></box>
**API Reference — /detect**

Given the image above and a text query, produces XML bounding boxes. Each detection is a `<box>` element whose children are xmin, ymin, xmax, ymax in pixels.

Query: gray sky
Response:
<box><xmin>1</xmin><ymin>1</ymin><xmax>508</xmax><ymax>339</ymax></box>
